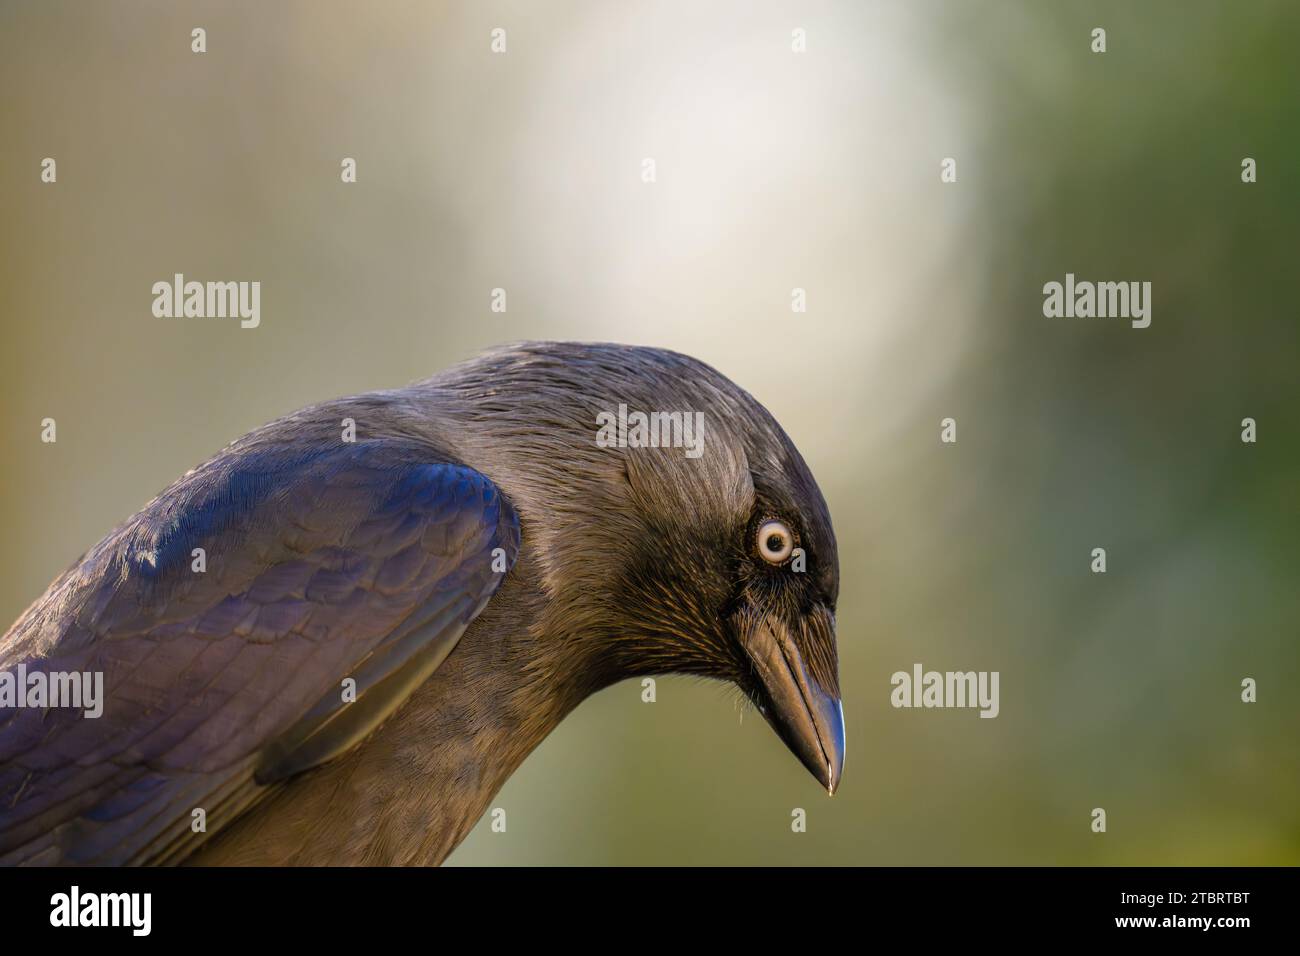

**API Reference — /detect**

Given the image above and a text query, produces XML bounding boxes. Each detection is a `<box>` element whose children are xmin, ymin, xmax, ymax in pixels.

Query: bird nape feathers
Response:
<box><xmin>0</xmin><ymin>341</ymin><xmax>843</xmax><ymax>866</ymax></box>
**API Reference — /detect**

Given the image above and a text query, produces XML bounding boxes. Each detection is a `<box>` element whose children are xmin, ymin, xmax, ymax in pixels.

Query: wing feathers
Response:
<box><xmin>0</xmin><ymin>440</ymin><xmax>519</xmax><ymax>865</ymax></box>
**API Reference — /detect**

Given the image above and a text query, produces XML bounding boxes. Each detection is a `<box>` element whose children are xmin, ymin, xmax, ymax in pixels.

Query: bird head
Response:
<box><xmin>438</xmin><ymin>342</ymin><xmax>844</xmax><ymax>795</ymax></box>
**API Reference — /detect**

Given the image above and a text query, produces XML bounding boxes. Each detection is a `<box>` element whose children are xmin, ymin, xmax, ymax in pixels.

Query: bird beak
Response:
<box><xmin>740</xmin><ymin>607</ymin><xmax>845</xmax><ymax>795</ymax></box>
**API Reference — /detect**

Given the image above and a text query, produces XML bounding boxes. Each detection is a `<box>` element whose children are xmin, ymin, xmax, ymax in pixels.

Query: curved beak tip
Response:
<box><xmin>821</xmin><ymin>699</ymin><xmax>846</xmax><ymax>796</ymax></box>
<box><xmin>773</xmin><ymin>678</ymin><xmax>845</xmax><ymax>796</ymax></box>
<box><xmin>742</xmin><ymin>613</ymin><xmax>845</xmax><ymax>797</ymax></box>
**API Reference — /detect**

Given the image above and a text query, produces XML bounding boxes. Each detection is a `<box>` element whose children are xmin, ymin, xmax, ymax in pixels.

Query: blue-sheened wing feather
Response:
<box><xmin>0</xmin><ymin>439</ymin><xmax>519</xmax><ymax>865</ymax></box>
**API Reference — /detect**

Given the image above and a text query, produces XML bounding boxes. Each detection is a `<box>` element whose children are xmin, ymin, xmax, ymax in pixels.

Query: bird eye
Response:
<box><xmin>756</xmin><ymin>518</ymin><xmax>795</xmax><ymax>565</ymax></box>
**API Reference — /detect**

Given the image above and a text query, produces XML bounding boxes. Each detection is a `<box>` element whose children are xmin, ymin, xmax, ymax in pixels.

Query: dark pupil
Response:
<box><xmin>765</xmin><ymin>533</ymin><xmax>785</xmax><ymax>553</ymax></box>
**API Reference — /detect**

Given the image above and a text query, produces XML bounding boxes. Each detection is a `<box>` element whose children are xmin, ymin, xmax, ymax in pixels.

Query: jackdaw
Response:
<box><xmin>0</xmin><ymin>341</ymin><xmax>843</xmax><ymax>865</ymax></box>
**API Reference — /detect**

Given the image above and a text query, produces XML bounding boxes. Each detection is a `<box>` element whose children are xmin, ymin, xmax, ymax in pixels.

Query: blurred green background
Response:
<box><xmin>2</xmin><ymin>1</ymin><xmax>1296</xmax><ymax>864</ymax></box>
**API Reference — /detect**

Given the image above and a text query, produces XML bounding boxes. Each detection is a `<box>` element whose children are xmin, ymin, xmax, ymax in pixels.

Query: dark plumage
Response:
<box><xmin>0</xmin><ymin>342</ymin><xmax>843</xmax><ymax>865</ymax></box>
